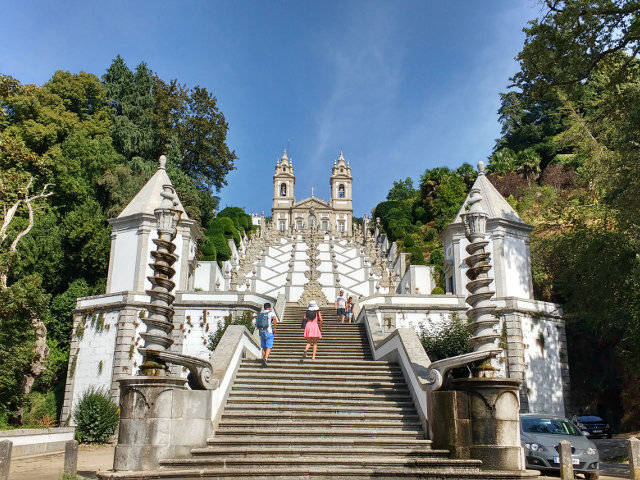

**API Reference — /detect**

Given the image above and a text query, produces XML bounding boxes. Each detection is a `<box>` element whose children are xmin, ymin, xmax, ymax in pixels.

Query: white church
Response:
<box><xmin>60</xmin><ymin>152</ymin><xmax>571</xmax><ymax>423</ymax></box>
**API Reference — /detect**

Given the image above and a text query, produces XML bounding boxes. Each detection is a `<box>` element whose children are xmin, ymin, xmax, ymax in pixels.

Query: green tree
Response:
<box><xmin>386</xmin><ymin>177</ymin><xmax>416</xmax><ymax>201</ymax></box>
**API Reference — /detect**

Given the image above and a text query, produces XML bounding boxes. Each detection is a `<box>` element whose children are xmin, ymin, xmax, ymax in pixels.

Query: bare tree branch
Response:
<box><xmin>8</xmin><ymin>183</ymin><xmax>54</xmax><ymax>253</ymax></box>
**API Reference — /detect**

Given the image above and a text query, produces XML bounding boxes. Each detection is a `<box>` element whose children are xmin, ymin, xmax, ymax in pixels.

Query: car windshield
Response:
<box><xmin>522</xmin><ymin>417</ymin><xmax>582</xmax><ymax>436</ymax></box>
<box><xmin>579</xmin><ymin>416</ymin><xmax>603</xmax><ymax>422</ymax></box>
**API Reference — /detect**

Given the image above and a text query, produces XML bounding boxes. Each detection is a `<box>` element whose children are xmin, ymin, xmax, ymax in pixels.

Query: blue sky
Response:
<box><xmin>1</xmin><ymin>0</ymin><xmax>540</xmax><ymax>217</ymax></box>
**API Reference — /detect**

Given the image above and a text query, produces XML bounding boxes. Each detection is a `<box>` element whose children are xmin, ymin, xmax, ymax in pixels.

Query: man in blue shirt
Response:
<box><xmin>256</xmin><ymin>302</ymin><xmax>278</xmax><ymax>366</ymax></box>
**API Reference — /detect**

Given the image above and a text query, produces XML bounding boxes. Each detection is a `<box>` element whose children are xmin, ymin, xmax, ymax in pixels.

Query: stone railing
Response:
<box><xmin>357</xmin><ymin>308</ymin><xmax>499</xmax><ymax>438</ymax></box>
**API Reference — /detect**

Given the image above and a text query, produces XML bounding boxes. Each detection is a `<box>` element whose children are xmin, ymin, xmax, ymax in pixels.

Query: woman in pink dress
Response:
<box><xmin>302</xmin><ymin>300</ymin><xmax>323</xmax><ymax>360</ymax></box>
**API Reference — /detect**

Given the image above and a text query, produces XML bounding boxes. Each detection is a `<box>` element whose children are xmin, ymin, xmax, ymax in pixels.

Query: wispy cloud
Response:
<box><xmin>309</xmin><ymin>5</ymin><xmax>403</xmax><ymax>171</ymax></box>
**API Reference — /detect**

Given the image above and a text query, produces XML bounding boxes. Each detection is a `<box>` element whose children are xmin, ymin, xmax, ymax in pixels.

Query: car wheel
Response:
<box><xmin>585</xmin><ymin>472</ymin><xmax>599</xmax><ymax>480</ymax></box>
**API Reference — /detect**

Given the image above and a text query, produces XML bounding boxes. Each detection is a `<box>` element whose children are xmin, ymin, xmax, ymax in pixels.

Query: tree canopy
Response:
<box><xmin>0</xmin><ymin>56</ymin><xmax>236</xmax><ymax>426</ymax></box>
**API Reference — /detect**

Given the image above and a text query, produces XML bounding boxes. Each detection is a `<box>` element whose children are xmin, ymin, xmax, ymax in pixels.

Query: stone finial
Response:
<box><xmin>159</xmin><ymin>155</ymin><xmax>167</xmax><ymax>170</ymax></box>
<box><xmin>559</xmin><ymin>440</ymin><xmax>574</xmax><ymax>479</ymax></box>
<box><xmin>63</xmin><ymin>440</ymin><xmax>78</xmax><ymax>476</ymax></box>
<box><xmin>0</xmin><ymin>440</ymin><xmax>12</xmax><ymax>480</ymax></box>
<box><xmin>477</xmin><ymin>160</ymin><xmax>486</xmax><ymax>175</ymax></box>
<box><xmin>629</xmin><ymin>437</ymin><xmax>640</xmax><ymax>480</ymax></box>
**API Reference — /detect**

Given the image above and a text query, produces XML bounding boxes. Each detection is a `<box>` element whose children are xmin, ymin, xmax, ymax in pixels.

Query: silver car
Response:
<box><xmin>521</xmin><ymin>414</ymin><xmax>599</xmax><ymax>479</ymax></box>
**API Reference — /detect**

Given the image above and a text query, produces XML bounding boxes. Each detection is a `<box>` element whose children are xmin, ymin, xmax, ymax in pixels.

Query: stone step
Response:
<box><xmin>206</xmin><ymin>436</ymin><xmax>433</xmax><ymax>448</ymax></box>
<box><xmin>214</xmin><ymin>427</ymin><xmax>424</xmax><ymax>437</ymax></box>
<box><xmin>223</xmin><ymin>403</ymin><xmax>416</xmax><ymax>413</ymax></box>
<box><xmin>189</xmin><ymin>445</ymin><xmax>447</xmax><ymax>457</ymax></box>
<box><xmin>238</xmin><ymin>365</ymin><xmax>401</xmax><ymax>375</ymax></box>
<box><xmin>99</xmin><ymin>466</ymin><xmax>540</xmax><ymax>479</ymax></box>
<box><xmin>267</xmin><ymin>343</ymin><xmax>369</xmax><ymax>350</ymax></box>
<box><xmin>218</xmin><ymin>419</ymin><xmax>421</xmax><ymax>429</ymax></box>
<box><xmin>274</xmin><ymin>335</ymin><xmax>369</xmax><ymax>347</ymax></box>
<box><xmin>232</xmin><ymin>378</ymin><xmax>405</xmax><ymax>389</ymax></box>
<box><xmin>230</xmin><ymin>383</ymin><xmax>408</xmax><ymax>395</ymax></box>
<box><xmin>265</xmin><ymin>353</ymin><xmax>370</xmax><ymax>358</ymax></box>
<box><xmin>161</xmin><ymin>456</ymin><xmax>481</xmax><ymax>468</ymax></box>
<box><xmin>235</xmin><ymin>372</ymin><xmax>403</xmax><ymax>382</ymax></box>
<box><xmin>264</xmin><ymin>351</ymin><xmax>370</xmax><ymax>357</ymax></box>
<box><xmin>240</xmin><ymin>360</ymin><xmax>397</xmax><ymax>370</ymax></box>
<box><xmin>221</xmin><ymin>410</ymin><xmax>418</xmax><ymax>421</ymax></box>
<box><xmin>225</xmin><ymin>396</ymin><xmax>415</xmax><ymax>407</ymax></box>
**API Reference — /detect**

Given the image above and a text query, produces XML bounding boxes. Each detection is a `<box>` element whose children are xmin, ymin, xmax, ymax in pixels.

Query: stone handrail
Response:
<box><xmin>273</xmin><ymin>293</ymin><xmax>287</xmax><ymax>323</ymax></box>
<box><xmin>357</xmin><ymin>308</ymin><xmax>499</xmax><ymax>438</ymax></box>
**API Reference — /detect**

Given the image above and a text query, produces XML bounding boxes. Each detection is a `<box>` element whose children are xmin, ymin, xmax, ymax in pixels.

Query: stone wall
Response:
<box><xmin>356</xmin><ymin>294</ymin><xmax>570</xmax><ymax>416</ymax></box>
<box><xmin>60</xmin><ymin>291</ymin><xmax>276</xmax><ymax>424</ymax></box>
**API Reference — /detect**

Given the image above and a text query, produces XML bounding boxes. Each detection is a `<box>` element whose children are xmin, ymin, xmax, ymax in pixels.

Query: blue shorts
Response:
<box><xmin>259</xmin><ymin>332</ymin><xmax>274</xmax><ymax>349</ymax></box>
<box><xmin>337</xmin><ymin>308</ymin><xmax>346</xmax><ymax>316</ymax></box>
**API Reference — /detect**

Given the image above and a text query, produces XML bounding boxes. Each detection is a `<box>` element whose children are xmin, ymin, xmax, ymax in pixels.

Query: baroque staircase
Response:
<box><xmin>149</xmin><ymin>303</ymin><xmax>533</xmax><ymax>478</ymax></box>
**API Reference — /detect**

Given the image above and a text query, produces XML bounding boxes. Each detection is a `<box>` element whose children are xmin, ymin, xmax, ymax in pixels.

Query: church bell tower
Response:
<box><xmin>272</xmin><ymin>149</ymin><xmax>295</xmax><ymax>231</ymax></box>
<box><xmin>329</xmin><ymin>151</ymin><xmax>353</xmax><ymax>232</ymax></box>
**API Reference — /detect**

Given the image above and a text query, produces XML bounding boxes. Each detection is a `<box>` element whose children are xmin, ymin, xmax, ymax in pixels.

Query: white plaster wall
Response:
<box><xmin>181</xmin><ymin>308</ymin><xmax>232</xmax><ymax>364</ymax></box>
<box><xmin>503</xmin><ymin>235</ymin><xmax>532</xmax><ymax>299</ymax></box>
<box><xmin>69</xmin><ymin>312</ymin><xmax>118</xmax><ymax>417</ymax></box>
<box><xmin>194</xmin><ymin>262</ymin><xmax>213</xmax><ymax>291</ymax></box>
<box><xmin>109</xmin><ymin>230</ymin><xmax>138</xmax><ymax>293</ymax></box>
<box><xmin>375</xmin><ymin>310</ymin><xmax>454</xmax><ymax>333</ymax></box>
<box><xmin>521</xmin><ymin>315</ymin><xmax>565</xmax><ymax>416</ymax></box>
<box><xmin>143</xmin><ymin>228</ymin><xmax>160</xmax><ymax>292</ymax></box>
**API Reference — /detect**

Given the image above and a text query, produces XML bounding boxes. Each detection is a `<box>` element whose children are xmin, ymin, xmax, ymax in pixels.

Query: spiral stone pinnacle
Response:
<box><xmin>461</xmin><ymin>177</ymin><xmax>502</xmax><ymax>377</ymax></box>
<box><xmin>140</xmin><ymin>182</ymin><xmax>182</xmax><ymax>375</ymax></box>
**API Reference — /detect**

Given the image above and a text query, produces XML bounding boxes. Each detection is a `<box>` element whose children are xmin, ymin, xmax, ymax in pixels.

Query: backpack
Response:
<box><xmin>256</xmin><ymin>311</ymin><xmax>270</xmax><ymax>330</ymax></box>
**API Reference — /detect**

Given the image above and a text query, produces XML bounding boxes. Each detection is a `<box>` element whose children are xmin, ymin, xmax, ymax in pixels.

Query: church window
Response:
<box><xmin>280</xmin><ymin>183</ymin><xmax>288</xmax><ymax>197</ymax></box>
<box><xmin>296</xmin><ymin>219</ymin><xmax>303</xmax><ymax>230</ymax></box>
<box><xmin>338</xmin><ymin>220</ymin><xmax>345</xmax><ymax>232</ymax></box>
<box><xmin>279</xmin><ymin>220</ymin><xmax>286</xmax><ymax>232</ymax></box>
<box><xmin>322</xmin><ymin>220</ymin><xmax>328</xmax><ymax>231</ymax></box>
<box><xmin>338</xmin><ymin>184</ymin><xmax>345</xmax><ymax>198</ymax></box>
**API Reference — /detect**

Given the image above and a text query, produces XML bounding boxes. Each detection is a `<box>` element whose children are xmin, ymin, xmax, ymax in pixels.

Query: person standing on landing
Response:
<box><xmin>302</xmin><ymin>300</ymin><xmax>322</xmax><ymax>360</ymax></box>
<box><xmin>335</xmin><ymin>290</ymin><xmax>347</xmax><ymax>324</ymax></box>
<box><xmin>346</xmin><ymin>296</ymin><xmax>354</xmax><ymax>324</ymax></box>
<box><xmin>255</xmin><ymin>302</ymin><xmax>278</xmax><ymax>366</ymax></box>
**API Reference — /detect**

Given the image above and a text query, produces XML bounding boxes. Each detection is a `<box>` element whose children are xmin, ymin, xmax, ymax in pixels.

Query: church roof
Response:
<box><xmin>117</xmin><ymin>156</ymin><xmax>188</xmax><ymax>219</ymax></box>
<box><xmin>293</xmin><ymin>197</ymin><xmax>330</xmax><ymax>208</ymax></box>
<box><xmin>452</xmin><ymin>162</ymin><xmax>524</xmax><ymax>225</ymax></box>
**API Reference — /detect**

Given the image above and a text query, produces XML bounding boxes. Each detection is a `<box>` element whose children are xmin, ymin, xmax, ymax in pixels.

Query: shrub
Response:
<box><xmin>207</xmin><ymin>311</ymin><xmax>255</xmax><ymax>351</ymax></box>
<box><xmin>211</xmin><ymin>232</ymin><xmax>231</xmax><ymax>262</ymax></box>
<box><xmin>73</xmin><ymin>387</ymin><xmax>119</xmax><ymax>443</ymax></box>
<box><xmin>424</xmin><ymin>228</ymin><xmax>437</xmax><ymax>242</ymax></box>
<box><xmin>23</xmin><ymin>391</ymin><xmax>57</xmax><ymax>427</ymax></box>
<box><xmin>412</xmin><ymin>205</ymin><xmax>428</xmax><ymax>224</ymax></box>
<box><xmin>420</xmin><ymin>315</ymin><xmax>473</xmax><ymax>367</ymax></box>
<box><xmin>409</xmin><ymin>247</ymin><xmax>425</xmax><ymax>265</ymax></box>
<box><xmin>429</xmin><ymin>249</ymin><xmax>444</xmax><ymax>268</ymax></box>
<box><xmin>202</xmin><ymin>237</ymin><xmax>217</xmax><ymax>261</ymax></box>
<box><xmin>403</xmin><ymin>235</ymin><xmax>415</xmax><ymax>248</ymax></box>
<box><xmin>431</xmin><ymin>286</ymin><xmax>444</xmax><ymax>295</ymax></box>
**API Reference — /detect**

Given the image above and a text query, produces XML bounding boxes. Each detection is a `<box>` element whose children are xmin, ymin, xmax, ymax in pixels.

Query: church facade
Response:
<box><xmin>272</xmin><ymin>150</ymin><xmax>353</xmax><ymax>233</ymax></box>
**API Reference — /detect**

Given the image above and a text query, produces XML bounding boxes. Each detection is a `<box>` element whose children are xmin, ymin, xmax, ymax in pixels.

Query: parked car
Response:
<box><xmin>572</xmin><ymin>415</ymin><xmax>612</xmax><ymax>438</ymax></box>
<box><xmin>520</xmin><ymin>413</ymin><xmax>599</xmax><ymax>479</ymax></box>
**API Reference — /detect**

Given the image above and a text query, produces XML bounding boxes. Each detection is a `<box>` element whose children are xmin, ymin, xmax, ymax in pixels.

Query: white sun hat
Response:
<box><xmin>307</xmin><ymin>300</ymin><xmax>319</xmax><ymax>311</ymax></box>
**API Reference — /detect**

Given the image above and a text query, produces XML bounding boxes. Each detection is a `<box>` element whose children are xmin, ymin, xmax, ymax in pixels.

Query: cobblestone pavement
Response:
<box><xmin>9</xmin><ymin>444</ymin><xmax>114</xmax><ymax>480</ymax></box>
<box><xmin>7</xmin><ymin>444</ymin><xmax>629</xmax><ymax>480</ymax></box>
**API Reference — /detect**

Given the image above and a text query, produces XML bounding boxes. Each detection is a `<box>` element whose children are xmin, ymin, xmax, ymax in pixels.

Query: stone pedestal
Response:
<box><xmin>451</xmin><ymin>377</ymin><xmax>524</xmax><ymax>471</ymax></box>
<box><xmin>431</xmin><ymin>390</ymin><xmax>471</xmax><ymax>459</ymax></box>
<box><xmin>113</xmin><ymin>376</ymin><xmax>212</xmax><ymax>471</ymax></box>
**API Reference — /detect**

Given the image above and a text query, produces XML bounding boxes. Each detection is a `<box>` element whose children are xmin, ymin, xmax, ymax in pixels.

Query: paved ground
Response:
<box><xmin>8</xmin><ymin>444</ymin><xmax>114</xmax><ymax>480</ymax></box>
<box><xmin>7</xmin><ymin>443</ymin><xmax>630</xmax><ymax>480</ymax></box>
